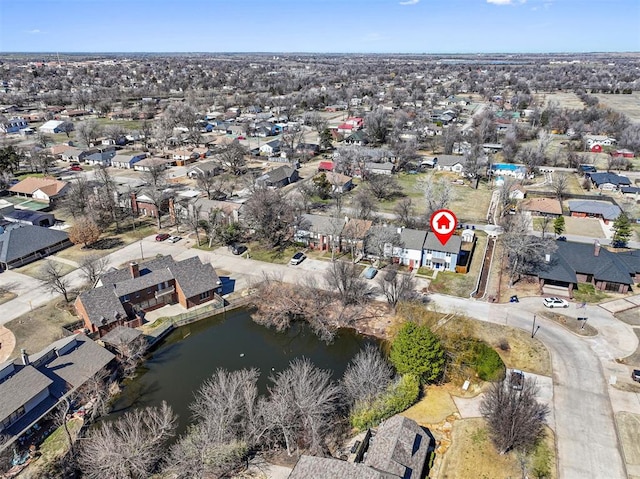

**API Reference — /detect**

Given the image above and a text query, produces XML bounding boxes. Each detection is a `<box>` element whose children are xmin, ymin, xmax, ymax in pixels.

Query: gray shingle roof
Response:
<box><xmin>265</xmin><ymin>165</ymin><xmax>296</xmax><ymax>183</ymax></box>
<box><xmin>114</xmin><ymin>268</ymin><xmax>174</xmax><ymax>296</ymax></box>
<box><xmin>77</xmin><ymin>284</ymin><xmax>128</xmax><ymax>328</ymax></box>
<box><xmin>435</xmin><ymin>155</ymin><xmax>465</xmax><ymax>167</ymax></box>
<box><xmin>567</xmin><ymin>200</ymin><xmax>622</xmax><ymax>221</ymax></box>
<box><xmin>400</xmin><ymin>228</ymin><xmax>428</xmax><ymax>251</ymax></box>
<box><xmin>169</xmin><ymin>256</ymin><xmax>220</xmax><ymax>298</ymax></box>
<box><xmin>0</xmin><ymin>366</ymin><xmax>52</xmax><ymax>423</ymax></box>
<box><xmin>588</xmin><ymin>172</ymin><xmax>631</xmax><ymax>187</ymax></box>
<box><xmin>289</xmin><ymin>456</ymin><xmax>394</xmax><ymax>479</ymax></box>
<box><xmin>100</xmin><ymin>326</ymin><xmax>144</xmax><ymax>347</ymax></box>
<box><xmin>300</xmin><ymin>214</ymin><xmax>345</xmax><ymax>235</ymax></box>
<box><xmin>424</xmin><ymin>232</ymin><xmax>462</xmax><ymax>254</ymax></box>
<box><xmin>0</xmin><ymin>225</ymin><xmax>70</xmax><ymax>264</ymax></box>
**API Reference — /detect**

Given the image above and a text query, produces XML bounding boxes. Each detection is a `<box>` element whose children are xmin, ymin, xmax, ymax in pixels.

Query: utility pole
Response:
<box><xmin>531</xmin><ymin>314</ymin><xmax>540</xmax><ymax>338</ymax></box>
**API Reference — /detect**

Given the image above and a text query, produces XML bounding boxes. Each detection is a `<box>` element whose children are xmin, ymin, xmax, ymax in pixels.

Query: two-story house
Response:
<box><xmin>75</xmin><ymin>255</ymin><xmax>223</xmax><ymax>337</ymax></box>
<box><xmin>423</xmin><ymin>232</ymin><xmax>462</xmax><ymax>272</ymax></box>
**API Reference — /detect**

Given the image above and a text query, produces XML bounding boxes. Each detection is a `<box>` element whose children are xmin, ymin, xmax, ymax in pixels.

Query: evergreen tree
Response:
<box><xmin>612</xmin><ymin>213</ymin><xmax>632</xmax><ymax>247</ymax></box>
<box><xmin>553</xmin><ymin>215</ymin><xmax>565</xmax><ymax>236</ymax></box>
<box><xmin>389</xmin><ymin>322</ymin><xmax>445</xmax><ymax>383</ymax></box>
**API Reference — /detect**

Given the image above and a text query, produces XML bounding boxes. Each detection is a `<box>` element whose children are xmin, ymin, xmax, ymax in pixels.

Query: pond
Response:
<box><xmin>109</xmin><ymin>308</ymin><xmax>379</xmax><ymax>435</ymax></box>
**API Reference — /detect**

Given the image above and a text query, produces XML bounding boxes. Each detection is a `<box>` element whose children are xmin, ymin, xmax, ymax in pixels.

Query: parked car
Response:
<box><xmin>557</xmin><ymin>236</ymin><xmax>567</xmax><ymax>241</ymax></box>
<box><xmin>69</xmin><ymin>165</ymin><xmax>83</xmax><ymax>171</ymax></box>
<box><xmin>168</xmin><ymin>236</ymin><xmax>181</xmax><ymax>243</ymax></box>
<box><xmin>632</xmin><ymin>369</ymin><xmax>640</xmax><ymax>383</ymax></box>
<box><xmin>510</xmin><ymin>369</ymin><xmax>524</xmax><ymax>390</ymax></box>
<box><xmin>290</xmin><ymin>252</ymin><xmax>306</xmax><ymax>265</ymax></box>
<box><xmin>229</xmin><ymin>243</ymin><xmax>247</xmax><ymax>255</ymax></box>
<box><xmin>363</xmin><ymin>266</ymin><xmax>378</xmax><ymax>279</ymax></box>
<box><xmin>155</xmin><ymin>233</ymin><xmax>170</xmax><ymax>241</ymax></box>
<box><xmin>543</xmin><ymin>297</ymin><xmax>569</xmax><ymax>308</ymax></box>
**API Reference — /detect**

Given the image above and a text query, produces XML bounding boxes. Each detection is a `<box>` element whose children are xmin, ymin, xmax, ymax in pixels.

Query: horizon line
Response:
<box><xmin>1</xmin><ymin>51</ymin><xmax>639</xmax><ymax>56</ymax></box>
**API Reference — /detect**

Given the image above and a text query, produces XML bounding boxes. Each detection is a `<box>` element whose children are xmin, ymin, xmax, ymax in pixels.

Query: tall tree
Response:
<box><xmin>75</xmin><ymin>119</ymin><xmax>102</xmax><ymax>147</ymax></box>
<box><xmin>422</xmin><ymin>176</ymin><xmax>454</xmax><ymax>218</ymax></box>
<box><xmin>480</xmin><ymin>378</ymin><xmax>549</xmax><ymax>455</ymax></box>
<box><xmin>612</xmin><ymin>212</ymin><xmax>633</xmax><ymax>247</ymax></box>
<box><xmin>324</xmin><ymin>260</ymin><xmax>371</xmax><ymax>306</ymax></box>
<box><xmin>68</xmin><ymin>217</ymin><xmax>101</xmax><ymax>248</ymax></box>
<box><xmin>377</xmin><ymin>266</ymin><xmax>417</xmax><ymax>309</ymax></box>
<box><xmin>243</xmin><ymin>188</ymin><xmax>292</xmax><ymax>248</ymax></box>
<box><xmin>550</xmin><ymin>173</ymin><xmax>569</xmax><ymax>200</ymax></box>
<box><xmin>342</xmin><ymin>344</ymin><xmax>394</xmax><ymax>408</ymax></box>
<box><xmin>553</xmin><ymin>215</ymin><xmax>565</xmax><ymax>237</ymax></box>
<box><xmin>389</xmin><ymin>321</ymin><xmax>445</xmax><ymax>383</ymax></box>
<box><xmin>218</xmin><ymin>140</ymin><xmax>247</xmax><ymax>175</ymax></box>
<box><xmin>365</xmin><ymin>107</ymin><xmax>390</xmax><ymax>145</ymax></box>
<box><xmin>41</xmin><ymin>260</ymin><xmax>72</xmax><ymax>303</ymax></box>
<box><xmin>79</xmin><ymin>254</ymin><xmax>109</xmax><ymax>286</ymax></box>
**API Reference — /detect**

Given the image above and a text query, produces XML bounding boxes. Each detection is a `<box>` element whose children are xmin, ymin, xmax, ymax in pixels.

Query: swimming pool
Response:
<box><xmin>492</xmin><ymin>163</ymin><xmax>525</xmax><ymax>172</ymax></box>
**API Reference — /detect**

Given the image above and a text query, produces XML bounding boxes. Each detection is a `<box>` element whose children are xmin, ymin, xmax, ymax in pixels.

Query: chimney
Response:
<box><xmin>545</xmin><ymin>253</ymin><xmax>551</xmax><ymax>263</ymax></box>
<box><xmin>20</xmin><ymin>349</ymin><xmax>30</xmax><ymax>366</ymax></box>
<box><xmin>594</xmin><ymin>240</ymin><xmax>601</xmax><ymax>257</ymax></box>
<box><xmin>129</xmin><ymin>262</ymin><xmax>140</xmax><ymax>278</ymax></box>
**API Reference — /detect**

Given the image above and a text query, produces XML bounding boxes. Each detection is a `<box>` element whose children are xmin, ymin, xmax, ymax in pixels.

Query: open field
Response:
<box><xmin>595</xmin><ymin>93</ymin><xmax>640</xmax><ymax>124</ymax></box>
<box><xmin>541</xmin><ymin>91</ymin><xmax>584</xmax><ymax>110</ymax></box>
<box><xmin>439</xmin><ymin>418</ymin><xmax>556</xmax><ymax>479</ymax></box>
<box><xmin>5</xmin><ymin>300</ymin><xmax>79</xmax><ymax>360</ymax></box>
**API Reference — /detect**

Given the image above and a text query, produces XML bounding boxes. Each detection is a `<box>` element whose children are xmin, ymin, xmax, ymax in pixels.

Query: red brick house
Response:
<box><xmin>75</xmin><ymin>255</ymin><xmax>223</xmax><ymax>337</ymax></box>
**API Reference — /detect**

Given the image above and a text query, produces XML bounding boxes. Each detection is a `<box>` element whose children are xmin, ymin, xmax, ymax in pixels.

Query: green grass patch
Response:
<box><xmin>246</xmin><ymin>243</ymin><xmax>300</xmax><ymax>264</ymax></box>
<box><xmin>429</xmin><ymin>270</ymin><xmax>478</xmax><ymax>298</ymax></box>
<box><xmin>15</xmin><ymin>172</ymin><xmax>46</xmax><ymax>180</ymax></box>
<box><xmin>572</xmin><ymin>283</ymin><xmax>610</xmax><ymax>303</ymax></box>
<box><xmin>94</xmin><ymin>118</ymin><xmax>143</xmax><ymax>130</ymax></box>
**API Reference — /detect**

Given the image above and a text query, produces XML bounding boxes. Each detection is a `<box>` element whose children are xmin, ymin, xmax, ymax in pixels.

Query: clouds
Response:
<box><xmin>399</xmin><ymin>0</ymin><xmax>419</xmax><ymax>5</ymax></box>
<box><xmin>487</xmin><ymin>0</ymin><xmax>525</xmax><ymax>4</ymax></box>
<box><xmin>26</xmin><ymin>29</ymin><xmax>44</xmax><ymax>34</ymax></box>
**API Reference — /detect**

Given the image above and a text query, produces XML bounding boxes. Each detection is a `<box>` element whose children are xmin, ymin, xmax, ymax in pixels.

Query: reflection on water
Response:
<box><xmin>109</xmin><ymin>308</ymin><xmax>378</xmax><ymax>435</ymax></box>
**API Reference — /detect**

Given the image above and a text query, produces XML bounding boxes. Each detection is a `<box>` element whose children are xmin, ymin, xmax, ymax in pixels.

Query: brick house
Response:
<box><xmin>75</xmin><ymin>255</ymin><xmax>223</xmax><ymax>337</ymax></box>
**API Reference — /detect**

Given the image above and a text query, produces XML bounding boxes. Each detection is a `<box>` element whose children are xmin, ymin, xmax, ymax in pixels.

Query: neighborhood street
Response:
<box><xmin>0</xmin><ymin>239</ymin><xmax>638</xmax><ymax>479</ymax></box>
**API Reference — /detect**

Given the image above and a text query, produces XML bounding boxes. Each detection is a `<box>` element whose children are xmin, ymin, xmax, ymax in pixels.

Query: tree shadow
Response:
<box><xmin>87</xmin><ymin>237</ymin><xmax>125</xmax><ymax>250</ymax></box>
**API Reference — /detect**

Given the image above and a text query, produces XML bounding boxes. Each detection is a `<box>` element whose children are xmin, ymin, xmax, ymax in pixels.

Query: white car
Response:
<box><xmin>543</xmin><ymin>297</ymin><xmax>569</xmax><ymax>308</ymax></box>
<box><xmin>168</xmin><ymin>236</ymin><xmax>182</xmax><ymax>243</ymax></box>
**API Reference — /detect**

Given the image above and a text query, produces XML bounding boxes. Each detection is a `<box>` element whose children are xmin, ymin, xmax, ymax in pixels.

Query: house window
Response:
<box><xmin>122</xmin><ymin>294</ymin><xmax>130</xmax><ymax>302</ymax></box>
<box><xmin>199</xmin><ymin>291</ymin><xmax>211</xmax><ymax>300</ymax></box>
<box><xmin>445</xmin><ymin>252</ymin><xmax>451</xmax><ymax>258</ymax></box>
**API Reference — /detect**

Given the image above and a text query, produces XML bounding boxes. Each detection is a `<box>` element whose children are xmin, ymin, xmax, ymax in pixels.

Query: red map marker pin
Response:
<box><xmin>430</xmin><ymin>209</ymin><xmax>457</xmax><ymax>245</ymax></box>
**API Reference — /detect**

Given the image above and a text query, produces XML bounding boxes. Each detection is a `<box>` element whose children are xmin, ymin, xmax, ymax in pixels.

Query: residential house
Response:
<box><xmin>111</xmin><ymin>152</ymin><xmax>147</xmax><ymax>169</ymax></box>
<box><xmin>295</xmin><ymin>214</ymin><xmax>345</xmax><ymax>251</ymax></box>
<box><xmin>187</xmin><ymin>160</ymin><xmax>222</xmax><ymax>179</ymax></box>
<box><xmin>8</xmin><ymin>177</ymin><xmax>70</xmax><ymax>204</ymax></box>
<box><xmin>587</xmin><ymin>172</ymin><xmax>631</xmax><ymax>191</ymax></box>
<box><xmin>133</xmin><ymin>157</ymin><xmax>173</xmax><ymax>172</ymax></box>
<box><xmin>39</xmin><ymin>120</ymin><xmax>73</xmax><ymax>135</ymax></box>
<box><xmin>568</xmin><ymin>200</ymin><xmax>622</xmax><ymax>224</ymax></box>
<box><xmin>434</xmin><ymin>155</ymin><xmax>465</xmax><ymax>174</ymax></box>
<box><xmin>188</xmin><ymin>197</ymin><xmax>242</xmax><ymax>225</ymax></box>
<box><xmin>585</xmin><ymin>135</ymin><xmax>616</xmax><ymax>152</ymax></box>
<box><xmin>423</xmin><ymin>232</ymin><xmax>462</xmax><ymax>272</ymax></box>
<box><xmin>49</xmin><ymin>144</ymin><xmax>74</xmax><ymax>158</ymax></box>
<box><xmin>75</xmin><ymin>255</ymin><xmax>223</xmax><ymax>337</ymax></box>
<box><xmin>259</xmin><ymin>139</ymin><xmax>282</xmax><ymax>156</ymax></box>
<box><xmin>255</xmin><ymin>165</ymin><xmax>299</xmax><ymax>188</ymax></box>
<box><xmin>611</xmin><ymin>149</ymin><xmax>635</xmax><ymax>159</ymax></box>
<box><xmin>84</xmin><ymin>149</ymin><xmax>117</xmax><ymax>166</ymax></box>
<box><xmin>172</xmin><ymin>148</ymin><xmax>200</xmax><ymax>166</ymax></box>
<box><xmin>326</xmin><ymin>172</ymin><xmax>353</xmax><ymax>193</ymax></box>
<box><xmin>318</xmin><ymin>160</ymin><xmax>334</xmax><ymax>172</ymax></box>
<box><xmin>0</xmin><ymin>116</ymin><xmax>28</xmax><ymax>134</ymax></box>
<box><xmin>532</xmin><ymin>240</ymin><xmax>640</xmax><ymax>297</ymax></box>
<box><xmin>0</xmin><ymin>224</ymin><xmax>72</xmax><ymax>271</ymax></box>
<box><xmin>337</xmin><ymin>122</ymin><xmax>355</xmax><ymax>135</ymax></box>
<box><xmin>341</xmin><ymin>218</ymin><xmax>373</xmax><ymax>257</ymax></box>
<box><xmin>621</xmin><ymin>186</ymin><xmax>640</xmax><ymax>199</ymax></box>
<box><xmin>365</xmin><ymin>226</ymin><xmax>426</xmax><ymax>269</ymax></box>
<box><xmin>60</xmin><ymin>147</ymin><xmax>83</xmax><ymax>162</ymax></box>
<box><xmin>289</xmin><ymin>415</ymin><xmax>432</xmax><ymax>479</ymax></box>
<box><xmin>130</xmin><ymin>191</ymin><xmax>171</xmax><ymax>219</ymax></box>
<box><xmin>344</xmin><ymin>131</ymin><xmax>368</xmax><ymax>146</ymax></box>
<box><xmin>520</xmin><ymin>198</ymin><xmax>562</xmax><ymax>217</ymax></box>
<box><xmin>420</xmin><ymin>157</ymin><xmax>438</xmax><ymax>169</ymax></box>
<box><xmin>365</xmin><ymin>162</ymin><xmax>395</xmax><ymax>176</ymax></box>
<box><xmin>3</xmin><ymin>210</ymin><xmax>55</xmax><ymax>227</ymax></box>
<box><xmin>0</xmin><ymin>335</ymin><xmax>114</xmax><ymax>446</ymax></box>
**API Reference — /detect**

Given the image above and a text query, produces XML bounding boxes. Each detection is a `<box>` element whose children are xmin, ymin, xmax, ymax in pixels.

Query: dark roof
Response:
<box><xmin>621</xmin><ymin>186</ymin><xmax>640</xmax><ymax>194</ymax></box>
<box><xmin>264</xmin><ymin>165</ymin><xmax>296</xmax><ymax>183</ymax></box>
<box><xmin>76</xmin><ymin>285</ymin><xmax>128</xmax><ymax>328</ymax></box>
<box><xmin>100</xmin><ymin>326</ymin><xmax>144</xmax><ymax>347</ymax></box>
<box><xmin>537</xmin><ymin>241</ymin><xmax>638</xmax><ymax>286</ymax></box>
<box><xmin>435</xmin><ymin>155</ymin><xmax>465</xmax><ymax>167</ymax></box>
<box><xmin>300</xmin><ymin>214</ymin><xmax>345</xmax><ymax>235</ymax></box>
<box><xmin>588</xmin><ymin>172</ymin><xmax>631</xmax><ymax>187</ymax></box>
<box><xmin>289</xmin><ymin>456</ymin><xmax>393</xmax><ymax>479</ymax></box>
<box><xmin>169</xmin><ymin>256</ymin><xmax>220</xmax><ymax>298</ymax></box>
<box><xmin>0</xmin><ymin>365</ymin><xmax>52</xmax><ymax>424</ymax></box>
<box><xmin>424</xmin><ymin>232</ymin><xmax>462</xmax><ymax>254</ymax></box>
<box><xmin>0</xmin><ymin>224</ymin><xmax>70</xmax><ymax>264</ymax></box>
<box><xmin>399</xmin><ymin>228</ymin><xmax>428</xmax><ymax>251</ymax></box>
<box><xmin>567</xmin><ymin>200</ymin><xmax>622</xmax><ymax>220</ymax></box>
<box><xmin>364</xmin><ymin>415</ymin><xmax>430</xmax><ymax>479</ymax></box>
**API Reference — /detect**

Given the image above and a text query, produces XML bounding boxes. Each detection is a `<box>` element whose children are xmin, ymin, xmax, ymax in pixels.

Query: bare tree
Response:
<box><xmin>351</xmin><ymin>188</ymin><xmax>376</xmax><ymax>220</ymax></box>
<box><xmin>480</xmin><ymin>378</ymin><xmax>549</xmax><ymax>455</ymax></box>
<box><xmin>75</xmin><ymin>119</ymin><xmax>102</xmax><ymax>147</ymax></box>
<box><xmin>264</xmin><ymin>358</ymin><xmax>342</xmax><ymax>456</ymax></box>
<box><xmin>79</xmin><ymin>254</ymin><xmax>109</xmax><ymax>286</ymax></box>
<box><xmin>394</xmin><ymin>197</ymin><xmax>417</xmax><ymax>228</ymax></box>
<box><xmin>243</xmin><ymin>188</ymin><xmax>292</xmax><ymax>248</ymax></box>
<box><xmin>367</xmin><ymin>174</ymin><xmax>401</xmax><ymax>200</ymax></box>
<box><xmin>364</xmin><ymin>226</ymin><xmax>401</xmax><ymax>263</ymax></box>
<box><xmin>77</xmin><ymin>402</ymin><xmax>177</xmax><ymax>479</ymax></box>
<box><xmin>113</xmin><ymin>335</ymin><xmax>148</xmax><ymax>379</ymax></box>
<box><xmin>324</xmin><ymin>260</ymin><xmax>371</xmax><ymax>306</ymax></box>
<box><xmin>218</xmin><ymin>140</ymin><xmax>247</xmax><ymax>175</ymax></box>
<box><xmin>62</xmin><ymin>177</ymin><xmax>92</xmax><ymax>218</ymax></box>
<box><xmin>141</xmin><ymin>163</ymin><xmax>167</xmax><ymax>190</ymax></box>
<box><xmin>41</xmin><ymin>260</ymin><xmax>71</xmax><ymax>302</ymax></box>
<box><xmin>377</xmin><ymin>265</ymin><xmax>417</xmax><ymax>308</ymax></box>
<box><xmin>550</xmin><ymin>172</ymin><xmax>569</xmax><ymax>200</ymax></box>
<box><xmin>422</xmin><ymin>176</ymin><xmax>455</xmax><ymax>218</ymax></box>
<box><xmin>342</xmin><ymin>344</ymin><xmax>394</xmax><ymax>408</ymax></box>
<box><xmin>365</xmin><ymin>107</ymin><xmax>390</xmax><ymax>145</ymax></box>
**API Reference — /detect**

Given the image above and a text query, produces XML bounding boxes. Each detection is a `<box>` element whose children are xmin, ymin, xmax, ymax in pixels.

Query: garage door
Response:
<box><xmin>542</xmin><ymin>285</ymin><xmax>570</xmax><ymax>297</ymax></box>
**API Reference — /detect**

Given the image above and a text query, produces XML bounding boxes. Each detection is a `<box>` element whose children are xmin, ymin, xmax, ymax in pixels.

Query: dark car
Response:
<box><xmin>632</xmin><ymin>369</ymin><xmax>640</xmax><ymax>383</ymax></box>
<box><xmin>155</xmin><ymin>233</ymin><xmax>170</xmax><ymax>241</ymax></box>
<box><xmin>557</xmin><ymin>236</ymin><xmax>567</xmax><ymax>241</ymax></box>
<box><xmin>229</xmin><ymin>243</ymin><xmax>247</xmax><ymax>255</ymax></box>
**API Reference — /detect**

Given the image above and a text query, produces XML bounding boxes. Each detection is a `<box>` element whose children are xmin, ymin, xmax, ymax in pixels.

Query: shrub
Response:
<box><xmin>389</xmin><ymin>322</ymin><xmax>445</xmax><ymax>383</ymax></box>
<box><xmin>471</xmin><ymin>341</ymin><xmax>505</xmax><ymax>381</ymax></box>
<box><xmin>350</xmin><ymin>374</ymin><xmax>420</xmax><ymax>431</ymax></box>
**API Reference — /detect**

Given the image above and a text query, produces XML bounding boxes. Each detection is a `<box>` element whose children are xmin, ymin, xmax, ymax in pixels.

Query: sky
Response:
<box><xmin>0</xmin><ymin>0</ymin><xmax>639</xmax><ymax>54</ymax></box>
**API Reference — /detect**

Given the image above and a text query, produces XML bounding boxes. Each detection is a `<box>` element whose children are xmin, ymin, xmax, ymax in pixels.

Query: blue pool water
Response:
<box><xmin>492</xmin><ymin>163</ymin><xmax>524</xmax><ymax>171</ymax></box>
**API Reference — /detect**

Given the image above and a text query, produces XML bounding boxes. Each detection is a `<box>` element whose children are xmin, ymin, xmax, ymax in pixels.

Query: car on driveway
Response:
<box><xmin>229</xmin><ymin>243</ymin><xmax>247</xmax><ymax>255</ymax></box>
<box><xmin>510</xmin><ymin>369</ymin><xmax>524</xmax><ymax>390</ymax></box>
<box><xmin>69</xmin><ymin>165</ymin><xmax>83</xmax><ymax>171</ymax></box>
<box><xmin>290</xmin><ymin>252</ymin><xmax>306</xmax><ymax>265</ymax></box>
<box><xmin>363</xmin><ymin>266</ymin><xmax>378</xmax><ymax>279</ymax></box>
<box><xmin>168</xmin><ymin>236</ymin><xmax>181</xmax><ymax>243</ymax></box>
<box><xmin>632</xmin><ymin>369</ymin><xmax>640</xmax><ymax>383</ymax></box>
<box><xmin>543</xmin><ymin>297</ymin><xmax>569</xmax><ymax>308</ymax></box>
<box><xmin>155</xmin><ymin>233</ymin><xmax>170</xmax><ymax>241</ymax></box>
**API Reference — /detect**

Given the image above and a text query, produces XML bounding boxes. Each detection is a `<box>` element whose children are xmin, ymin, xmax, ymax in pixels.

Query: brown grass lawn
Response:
<box><xmin>538</xmin><ymin>311</ymin><xmax>598</xmax><ymax>337</ymax></box>
<box><xmin>616</xmin><ymin>308</ymin><xmax>640</xmax><ymax>326</ymax></box>
<box><xmin>619</xmin><ymin>329</ymin><xmax>640</xmax><ymax>366</ymax></box>
<box><xmin>594</xmin><ymin>92</ymin><xmax>640</xmax><ymax>123</ymax></box>
<box><xmin>0</xmin><ymin>290</ymin><xmax>17</xmax><ymax>305</ymax></box>
<box><xmin>5</xmin><ymin>300</ymin><xmax>80</xmax><ymax>360</ymax></box>
<box><xmin>402</xmin><ymin>385</ymin><xmax>459</xmax><ymax>425</ymax></box>
<box><xmin>541</xmin><ymin>91</ymin><xmax>584</xmax><ymax>110</ymax></box>
<box><xmin>436</xmin><ymin>316</ymin><xmax>552</xmax><ymax>376</ymax></box>
<box><xmin>439</xmin><ymin>419</ymin><xmax>557</xmax><ymax>479</ymax></box>
<box><xmin>14</xmin><ymin>260</ymin><xmax>76</xmax><ymax>280</ymax></box>
<box><xmin>616</xmin><ymin>412</ymin><xmax>640</xmax><ymax>471</ymax></box>
<box><xmin>246</xmin><ymin>242</ymin><xmax>301</xmax><ymax>264</ymax></box>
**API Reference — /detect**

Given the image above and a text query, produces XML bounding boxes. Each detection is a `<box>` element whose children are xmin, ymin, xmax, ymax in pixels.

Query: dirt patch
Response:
<box><xmin>616</xmin><ymin>412</ymin><xmax>640</xmax><ymax>467</ymax></box>
<box><xmin>402</xmin><ymin>385</ymin><xmax>459</xmax><ymax>425</ymax></box>
<box><xmin>615</xmin><ymin>308</ymin><xmax>640</xmax><ymax>326</ymax></box>
<box><xmin>13</xmin><ymin>260</ymin><xmax>76</xmax><ymax>280</ymax></box>
<box><xmin>538</xmin><ymin>311</ymin><xmax>598</xmax><ymax>337</ymax></box>
<box><xmin>437</xmin><ymin>418</ymin><xmax>557</xmax><ymax>479</ymax></box>
<box><xmin>0</xmin><ymin>326</ymin><xmax>16</xmax><ymax>362</ymax></box>
<box><xmin>561</xmin><ymin>215</ymin><xmax>604</xmax><ymax>238</ymax></box>
<box><xmin>436</xmin><ymin>316</ymin><xmax>552</xmax><ymax>376</ymax></box>
<box><xmin>5</xmin><ymin>300</ymin><xmax>79</xmax><ymax>360</ymax></box>
<box><xmin>0</xmin><ymin>290</ymin><xmax>17</xmax><ymax>305</ymax></box>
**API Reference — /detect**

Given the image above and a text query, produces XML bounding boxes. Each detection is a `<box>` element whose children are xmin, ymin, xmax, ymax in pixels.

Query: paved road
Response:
<box><xmin>0</xmin><ymin>241</ymin><xmax>637</xmax><ymax>479</ymax></box>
